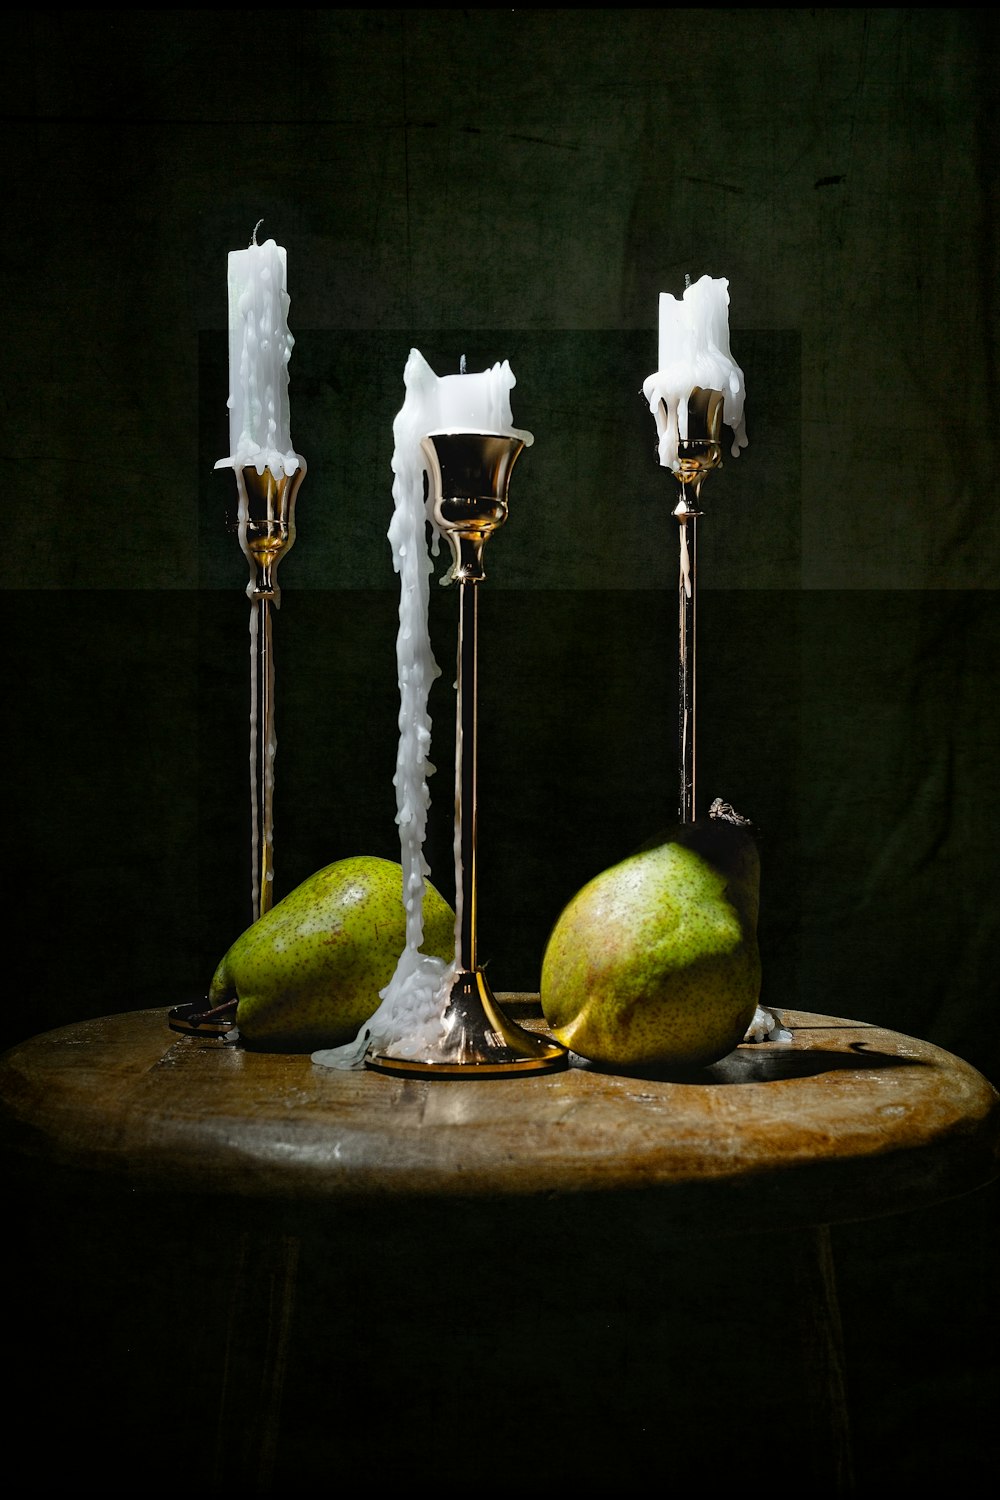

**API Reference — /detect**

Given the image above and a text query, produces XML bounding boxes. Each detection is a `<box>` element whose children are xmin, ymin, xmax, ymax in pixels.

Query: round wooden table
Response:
<box><xmin>1</xmin><ymin>1000</ymin><xmax>997</xmax><ymax>1495</ymax></box>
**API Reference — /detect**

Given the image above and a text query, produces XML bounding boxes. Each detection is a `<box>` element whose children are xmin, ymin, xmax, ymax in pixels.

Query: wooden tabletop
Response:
<box><xmin>1</xmin><ymin>1000</ymin><xmax>997</xmax><ymax>1237</ymax></box>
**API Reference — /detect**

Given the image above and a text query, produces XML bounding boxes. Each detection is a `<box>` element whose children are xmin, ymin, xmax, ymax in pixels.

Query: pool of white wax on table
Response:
<box><xmin>311</xmin><ymin>349</ymin><xmax>532</xmax><ymax>1070</ymax></box>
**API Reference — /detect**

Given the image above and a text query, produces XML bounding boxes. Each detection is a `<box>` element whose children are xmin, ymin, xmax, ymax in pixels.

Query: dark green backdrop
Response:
<box><xmin>5</xmin><ymin>8</ymin><xmax>998</xmax><ymax>1492</ymax></box>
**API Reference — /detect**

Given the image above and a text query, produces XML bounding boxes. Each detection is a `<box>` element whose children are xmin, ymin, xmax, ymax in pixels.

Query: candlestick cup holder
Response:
<box><xmin>664</xmin><ymin>386</ymin><xmax>724</xmax><ymax>827</ymax></box>
<box><xmin>236</xmin><ymin>463</ymin><xmax>303</xmax><ymax>604</ymax></box>
<box><xmin>367</xmin><ymin>432</ymin><xmax>567</xmax><ymax>1077</ymax></box>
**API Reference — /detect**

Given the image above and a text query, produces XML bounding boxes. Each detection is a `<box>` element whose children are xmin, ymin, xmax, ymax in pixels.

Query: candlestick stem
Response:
<box><xmin>663</xmin><ymin>387</ymin><xmax>724</xmax><ymax>826</ymax></box>
<box><xmin>250</xmin><ymin>593</ymin><xmax>276</xmax><ymax>921</ymax></box>
<box><xmin>676</xmin><ymin>498</ymin><xmax>699</xmax><ymax>826</ymax></box>
<box><xmin>235</xmin><ymin>462</ymin><xmax>305</xmax><ymax>925</ymax></box>
<box><xmin>456</xmin><ymin>578</ymin><xmax>478</xmax><ymax>971</ymax></box>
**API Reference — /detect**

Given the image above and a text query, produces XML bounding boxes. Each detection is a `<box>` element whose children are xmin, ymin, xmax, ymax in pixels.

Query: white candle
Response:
<box><xmin>425</xmin><ymin>359</ymin><xmax>535</xmax><ymax>438</ymax></box>
<box><xmin>215</xmin><ymin>222</ymin><xmax>302</xmax><ymax>480</ymax></box>
<box><xmin>312</xmin><ymin>348</ymin><xmax>531</xmax><ymax>1069</ymax></box>
<box><xmin>642</xmin><ymin>274</ymin><xmax>748</xmax><ymax>472</ymax></box>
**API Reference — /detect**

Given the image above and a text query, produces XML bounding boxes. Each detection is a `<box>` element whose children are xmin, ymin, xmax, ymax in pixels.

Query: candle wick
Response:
<box><xmin>459</xmin><ymin>355</ymin><xmax>466</xmax><ymax>375</ymax></box>
<box><xmin>251</xmin><ymin>218</ymin><xmax>264</xmax><ymax>248</ymax></box>
<box><xmin>684</xmin><ymin>272</ymin><xmax>691</xmax><ymax>289</ymax></box>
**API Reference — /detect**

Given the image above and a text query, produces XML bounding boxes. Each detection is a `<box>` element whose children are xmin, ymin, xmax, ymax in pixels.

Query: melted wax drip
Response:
<box><xmin>312</xmin><ymin>349</ymin><xmax>528</xmax><ymax>1069</ymax></box>
<box><xmin>312</xmin><ymin>349</ymin><xmax>449</xmax><ymax>1068</ymax></box>
<box><xmin>642</xmin><ymin>274</ymin><xmax>748</xmax><ymax>472</ymax></box>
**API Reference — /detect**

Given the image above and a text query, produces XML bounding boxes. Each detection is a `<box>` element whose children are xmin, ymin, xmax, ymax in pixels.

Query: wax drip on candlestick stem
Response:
<box><xmin>311</xmin><ymin>348</ymin><xmax>530</xmax><ymax>1070</ymax></box>
<box><xmin>311</xmin><ymin>351</ymin><xmax>451</xmax><ymax>1069</ymax></box>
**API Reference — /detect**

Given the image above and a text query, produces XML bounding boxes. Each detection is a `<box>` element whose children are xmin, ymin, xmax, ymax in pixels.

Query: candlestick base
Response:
<box><xmin>366</xmin><ymin>968</ymin><xmax>568</xmax><ymax>1077</ymax></box>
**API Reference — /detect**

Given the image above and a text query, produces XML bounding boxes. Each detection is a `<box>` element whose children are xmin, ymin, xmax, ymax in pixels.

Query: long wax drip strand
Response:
<box><xmin>312</xmin><ymin>351</ymin><xmax>451</xmax><ymax>1069</ymax></box>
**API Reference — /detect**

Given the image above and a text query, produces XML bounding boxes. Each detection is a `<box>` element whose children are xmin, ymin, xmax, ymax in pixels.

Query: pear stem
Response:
<box><xmin>187</xmin><ymin>998</ymin><xmax>239</xmax><ymax>1024</ymax></box>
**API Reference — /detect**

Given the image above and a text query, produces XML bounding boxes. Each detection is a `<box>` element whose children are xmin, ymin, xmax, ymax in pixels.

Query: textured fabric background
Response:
<box><xmin>4</xmin><ymin>8</ymin><xmax>997</xmax><ymax>1492</ymax></box>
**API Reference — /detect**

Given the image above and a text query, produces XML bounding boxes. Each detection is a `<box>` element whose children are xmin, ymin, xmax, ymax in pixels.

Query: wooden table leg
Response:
<box><xmin>211</xmin><ymin>1230</ymin><xmax>300</xmax><ymax>1492</ymax></box>
<box><xmin>790</xmin><ymin>1225</ymin><xmax>856</xmax><ymax>1494</ymax></box>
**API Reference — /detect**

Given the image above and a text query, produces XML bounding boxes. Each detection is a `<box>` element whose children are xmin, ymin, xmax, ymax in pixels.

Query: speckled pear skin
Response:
<box><xmin>540</xmin><ymin>811</ymin><xmax>761</xmax><ymax>1070</ymax></box>
<box><xmin>208</xmin><ymin>856</ymin><xmax>455</xmax><ymax>1052</ymax></box>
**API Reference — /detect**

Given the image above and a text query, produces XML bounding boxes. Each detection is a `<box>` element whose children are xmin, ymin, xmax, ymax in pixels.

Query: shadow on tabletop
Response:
<box><xmin>574</xmin><ymin>1043</ymin><xmax>932</xmax><ymax>1086</ymax></box>
<box><xmin>161</xmin><ymin>998</ymin><xmax>930</xmax><ymax>1088</ymax></box>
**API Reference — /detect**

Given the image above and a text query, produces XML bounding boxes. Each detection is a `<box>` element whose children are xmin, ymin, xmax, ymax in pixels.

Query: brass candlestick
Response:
<box><xmin>167</xmin><ymin>458</ymin><xmax>304</xmax><ymax>1041</ymax></box>
<box><xmin>667</xmin><ymin>386</ymin><xmax>724</xmax><ymax>826</ymax></box>
<box><xmin>367</xmin><ymin>432</ymin><xmax>567</xmax><ymax>1077</ymax></box>
<box><xmin>236</xmin><ymin>460</ymin><xmax>306</xmax><ymax>922</ymax></box>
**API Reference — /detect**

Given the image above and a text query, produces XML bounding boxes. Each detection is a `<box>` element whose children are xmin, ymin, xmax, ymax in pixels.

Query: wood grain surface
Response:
<box><xmin>1</xmin><ymin>1000</ymin><xmax>996</xmax><ymax>1236</ymax></box>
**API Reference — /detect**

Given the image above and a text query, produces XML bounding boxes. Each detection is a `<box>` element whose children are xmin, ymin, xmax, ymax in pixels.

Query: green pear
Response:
<box><xmin>208</xmin><ymin>855</ymin><xmax>455</xmax><ymax>1051</ymax></box>
<box><xmin>539</xmin><ymin>800</ymin><xmax>761</xmax><ymax>1070</ymax></box>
